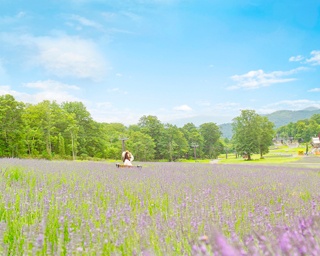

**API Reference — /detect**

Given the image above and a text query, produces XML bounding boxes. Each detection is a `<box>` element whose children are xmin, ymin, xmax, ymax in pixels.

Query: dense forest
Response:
<box><xmin>276</xmin><ymin>114</ymin><xmax>320</xmax><ymax>143</ymax></box>
<box><xmin>1</xmin><ymin>94</ymin><xmax>319</xmax><ymax>161</ymax></box>
<box><xmin>0</xmin><ymin>94</ymin><xmax>223</xmax><ymax>161</ymax></box>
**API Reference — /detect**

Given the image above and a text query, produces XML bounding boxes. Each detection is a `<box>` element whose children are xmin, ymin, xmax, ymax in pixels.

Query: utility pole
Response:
<box><xmin>191</xmin><ymin>142</ymin><xmax>199</xmax><ymax>161</ymax></box>
<box><xmin>119</xmin><ymin>136</ymin><xmax>128</xmax><ymax>152</ymax></box>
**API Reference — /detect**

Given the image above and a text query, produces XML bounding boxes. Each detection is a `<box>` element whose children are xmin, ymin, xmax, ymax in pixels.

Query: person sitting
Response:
<box><xmin>122</xmin><ymin>150</ymin><xmax>134</xmax><ymax>166</ymax></box>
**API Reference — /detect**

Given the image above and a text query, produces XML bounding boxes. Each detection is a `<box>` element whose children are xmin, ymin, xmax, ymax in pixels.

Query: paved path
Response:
<box><xmin>296</xmin><ymin>156</ymin><xmax>320</xmax><ymax>163</ymax></box>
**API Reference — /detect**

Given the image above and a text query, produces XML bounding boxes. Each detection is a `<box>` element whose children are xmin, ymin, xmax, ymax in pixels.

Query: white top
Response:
<box><xmin>124</xmin><ymin>159</ymin><xmax>132</xmax><ymax>166</ymax></box>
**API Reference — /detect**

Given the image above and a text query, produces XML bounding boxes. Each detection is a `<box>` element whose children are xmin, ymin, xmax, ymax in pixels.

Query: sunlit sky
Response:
<box><xmin>1</xmin><ymin>0</ymin><xmax>320</xmax><ymax>126</ymax></box>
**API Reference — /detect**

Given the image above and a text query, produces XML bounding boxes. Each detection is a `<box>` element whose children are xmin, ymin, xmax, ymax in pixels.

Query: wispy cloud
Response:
<box><xmin>24</xmin><ymin>80</ymin><xmax>80</xmax><ymax>91</ymax></box>
<box><xmin>288</xmin><ymin>50</ymin><xmax>320</xmax><ymax>66</ymax></box>
<box><xmin>31</xmin><ymin>35</ymin><xmax>109</xmax><ymax>81</ymax></box>
<box><xmin>2</xmin><ymin>33</ymin><xmax>109</xmax><ymax>81</ymax></box>
<box><xmin>88</xmin><ymin>102</ymin><xmax>140</xmax><ymax>124</ymax></box>
<box><xmin>107</xmin><ymin>87</ymin><xmax>128</xmax><ymax>94</ymax></box>
<box><xmin>308</xmin><ymin>88</ymin><xmax>320</xmax><ymax>92</ymax></box>
<box><xmin>173</xmin><ymin>104</ymin><xmax>192</xmax><ymax>111</ymax></box>
<box><xmin>228</xmin><ymin>67</ymin><xmax>306</xmax><ymax>90</ymax></box>
<box><xmin>67</xmin><ymin>14</ymin><xmax>103</xmax><ymax>31</ymax></box>
<box><xmin>263</xmin><ymin>99</ymin><xmax>320</xmax><ymax>112</ymax></box>
<box><xmin>0</xmin><ymin>80</ymin><xmax>83</xmax><ymax>104</ymax></box>
<box><xmin>0</xmin><ymin>85</ymin><xmax>21</xmax><ymax>97</ymax></box>
<box><xmin>213</xmin><ymin>102</ymin><xmax>240</xmax><ymax>110</ymax></box>
<box><xmin>306</xmin><ymin>50</ymin><xmax>320</xmax><ymax>65</ymax></box>
<box><xmin>196</xmin><ymin>100</ymin><xmax>211</xmax><ymax>107</ymax></box>
<box><xmin>0</xmin><ymin>12</ymin><xmax>26</xmax><ymax>24</ymax></box>
<box><xmin>289</xmin><ymin>55</ymin><xmax>304</xmax><ymax>62</ymax></box>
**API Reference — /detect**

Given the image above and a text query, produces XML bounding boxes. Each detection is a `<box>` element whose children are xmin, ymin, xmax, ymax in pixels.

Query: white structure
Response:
<box><xmin>311</xmin><ymin>137</ymin><xmax>320</xmax><ymax>148</ymax></box>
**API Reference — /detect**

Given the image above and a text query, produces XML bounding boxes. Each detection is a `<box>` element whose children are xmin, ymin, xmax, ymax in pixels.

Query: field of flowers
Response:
<box><xmin>0</xmin><ymin>158</ymin><xmax>319</xmax><ymax>255</ymax></box>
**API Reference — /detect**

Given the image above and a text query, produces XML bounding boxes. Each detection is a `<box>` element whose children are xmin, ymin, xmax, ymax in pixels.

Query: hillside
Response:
<box><xmin>219</xmin><ymin>108</ymin><xmax>320</xmax><ymax>139</ymax></box>
<box><xmin>264</xmin><ymin>109</ymin><xmax>320</xmax><ymax>128</ymax></box>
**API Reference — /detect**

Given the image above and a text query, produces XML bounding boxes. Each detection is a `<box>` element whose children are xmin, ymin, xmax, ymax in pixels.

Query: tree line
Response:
<box><xmin>276</xmin><ymin>114</ymin><xmax>320</xmax><ymax>143</ymax></box>
<box><xmin>0</xmin><ymin>94</ymin><xmax>277</xmax><ymax>161</ymax></box>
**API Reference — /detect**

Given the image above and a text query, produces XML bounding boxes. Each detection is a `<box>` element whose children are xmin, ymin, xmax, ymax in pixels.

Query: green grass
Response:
<box><xmin>217</xmin><ymin>144</ymin><xmax>307</xmax><ymax>164</ymax></box>
<box><xmin>218</xmin><ymin>156</ymin><xmax>301</xmax><ymax>164</ymax></box>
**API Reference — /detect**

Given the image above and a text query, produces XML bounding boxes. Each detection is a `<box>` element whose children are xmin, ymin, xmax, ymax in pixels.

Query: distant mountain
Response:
<box><xmin>219</xmin><ymin>108</ymin><xmax>320</xmax><ymax>139</ymax></box>
<box><xmin>264</xmin><ymin>108</ymin><xmax>320</xmax><ymax>128</ymax></box>
<box><xmin>168</xmin><ymin>115</ymin><xmax>234</xmax><ymax>127</ymax></box>
<box><xmin>168</xmin><ymin>108</ymin><xmax>320</xmax><ymax>139</ymax></box>
<box><xmin>218</xmin><ymin>123</ymin><xmax>233</xmax><ymax>139</ymax></box>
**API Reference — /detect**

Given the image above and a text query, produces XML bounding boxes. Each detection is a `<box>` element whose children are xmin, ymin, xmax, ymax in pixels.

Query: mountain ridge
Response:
<box><xmin>168</xmin><ymin>108</ymin><xmax>320</xmax><ymax>139</ymax></box>
<box><xmin>220</xmin><ymin>108</ymin><xmax>320</xmax><ymax>139</ymax></box>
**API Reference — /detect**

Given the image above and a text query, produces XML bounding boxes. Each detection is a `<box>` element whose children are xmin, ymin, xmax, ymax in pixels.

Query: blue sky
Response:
<box><xmin>1</xmin><ymin>0</ymin><xmax>320</xmax><ymax>126</ymax></box>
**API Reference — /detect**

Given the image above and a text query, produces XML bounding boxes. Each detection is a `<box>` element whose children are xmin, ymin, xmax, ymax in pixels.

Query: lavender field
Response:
<box><xmin>0</xmin><ymin>158</ymin><xmax>320</xmax><ymax>255</ymax></box>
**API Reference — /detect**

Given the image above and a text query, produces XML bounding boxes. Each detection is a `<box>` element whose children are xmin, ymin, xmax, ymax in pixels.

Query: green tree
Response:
<box><xmin>232</xmin><ymin>110</ymin><xmax>274</xmax><ymax>160</ymax></box>
<box><xmin>22</xmin><ymin>100</ymin><xmax>56</xmax><ymax>159</ymax></box>
<box><xmin>65</xmin><ymin>114</ymin><xmax>79</xmax><ymax>160</ymax></box>
<box><xmin>257</xmin><ymin>115</ymin><xmax>275</xmax><ymax>158</ymax></box>
<box><xmin>181</xmin><ymin>123</ymin><xmax>204</xmax><ymax>159</ymax></box>
<box><xmin>220</xmin><ymin>137</ymin><xmax>234</xmax><ymax>159</ymax></box>
<box><xmin>62</xmin><ymin>101</ymin><xmax>98</xmax><ymax>158</ymax></box>
<box><xmin>310</xmin><ymin>114</ymin><xmax>320</xmax><ymax>124</ymax></box>
<box><xmin>158</xmin><ymin>124</ymin><xmax>189</xmax><ymax>161</ymax></box>
<box><xmin>127</xmin><ymin>131</ymin><xmax>155</xmax><ymax>161</ymax></box>
<box><xmin>138</xmin><ymin>115</ymin><xmax>164</xmax><ymax>159</ymax></box>
<box><xmin>199</xmin><ymin>122</ymin><xmax>221</xmax><ymax>159</ymax></box>
<box><xmin>101</xmin><ymin>123</ymin><xmax>127</xmax><ymax>159</ymax></box>
<box><xmin>0</xmin><ymin>94</ymin><xmax>25</xmax><ymax>157</ymax></box>
<box><xmin>58</xmin><ymin>133</ymin><xmax>65</xmax><ymax>157</ymax></box>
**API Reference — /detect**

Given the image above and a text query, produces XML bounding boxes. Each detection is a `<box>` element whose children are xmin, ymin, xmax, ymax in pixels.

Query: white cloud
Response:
<box><xmin>263</xmin><ymin>99</ymin><xmax>320</xmax><ymax>111</ymax></box>
<box><xmin>289</xmin><ymin>55</ymin><xmax>304</xmax><ymax>62</ymax></box>
<box><xmin>34</xmin><ymin>36</ymin><xmax>108</xmax><ymax>80</ymax></box>
<box><xmin>308</xmin><ymin>88</ymin><xmax>320</xmax><ymax>92</ymax></box>
<box><xmin>107</xmin><ymin>87</ymin><xmax>128</xmax><ymax>94</ymax></box>
<box><xmin>0</xmin><ymin>85</ymin><xmax>20</xmax><ymax>96</ymax></box>
<box><xmin>25</xmin><ymin>90</ymin><xmax>82</xmax><ymax>104</ymax></box>
<box><xmin>173</xmin><ymin>104</ymin><xmax>192</xmax><ymax>111</ymax></box>
<box><xmin>89</xmin><ymin>102</ymin><xmax>141</xmax><ymax>124</ymax></box>
<box><xmin>0</xmin><ymin>12</ymin><xmax>26</xmax><ymax>24</ymax></box>
<box><xmin>67</xmin><ymin>14</ymin><xmax>103</xmax><ymax>30</ymax></box>
<box><xmin>5</xmin><ymin>34</ymin><xmax>110</xmax><ymax>81</ymax></box>
<box><xmin>306</xmin><ymin>50</ymin><xmax>320</xmax><ymax>65</ymax></box>
<box><xmin>213</xmin><ymin>102</ymin><xmax>240</xmax><ymax>110</ymax></box>
<box><xmin>196</xmin><ymin>100</ymin><xmax>211</xmax><ymax>107</ymax></box>
<box><xmin>228</xmin><ymin>67</ymin><xmax>306</xmax><ymax>90</ymax></box>
<box><xmin>0</xmin><ymin>81</ymin><xmax>83</xmax><ymax>104</ymax></box>
<box><xmin>24</xmin><ymin>80</ymin><xmax>80</xmax><ymax>91</ymax></box>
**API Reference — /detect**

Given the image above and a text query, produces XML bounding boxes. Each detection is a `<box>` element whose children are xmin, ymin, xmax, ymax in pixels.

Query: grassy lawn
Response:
<box><xmin>217</xmin><ymin>144</ymin><xmax>308</xmax><ymax>164</ymax></box>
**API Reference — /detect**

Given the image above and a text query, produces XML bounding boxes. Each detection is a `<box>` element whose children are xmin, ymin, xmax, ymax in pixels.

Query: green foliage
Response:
<box><xmin>0</xmin><ymin>94</ymin><xmax>226</xmax><ymax>161</ymax></box>
<box><xmin>0</xmin><ymin>94</ymin><xmax>25</xmax><ymax>157</ymax></box>
<box><xmin>199</xmin><ymin>122</ymin><xmax>221</xmax><ymax>159</ymax></box>
<box><xmin>277</xmin><ymin>114</ymin><xmax>320</xmax><ymax>143</ymax></box>
<box><xmin>232</xmin><ymin>110</ymin><xmax>274</xmax><ymax>160</ymax></box>
<box><xmin>2</xmin><ymin>167</ymin><xmax>26</xmax><ymax>183</ymax></box>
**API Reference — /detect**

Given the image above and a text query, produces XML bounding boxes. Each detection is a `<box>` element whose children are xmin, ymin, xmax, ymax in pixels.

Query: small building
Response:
<box><xmin>311</xmin><ymin>137</ymin><xmax>320</xmax><ymax>148</ymax></box>
<box><xmin>311</xmin><ymin>135</ymin><xmax>320</xmax><ymax>155</ymax></box>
